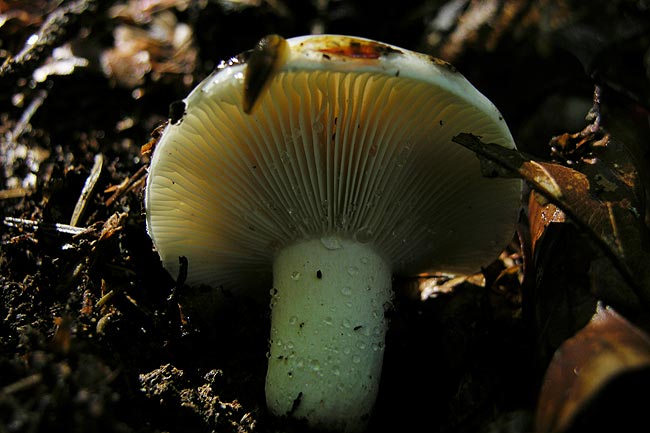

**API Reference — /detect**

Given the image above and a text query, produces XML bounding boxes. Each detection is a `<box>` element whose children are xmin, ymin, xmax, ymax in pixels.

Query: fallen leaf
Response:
<box><xmin>453</xmin><ymin>132</ymin><xmax>650</xmax><ymax>310</ymax></box>
<box><xmin>535</xmin><ymin>305</ymin><xmax>650</xmax><ymax>433</ymax></box>
<box><xmin>527</xmin><ymin>190</ymin><xmax>565</xmax><ymax>257</ymax></box>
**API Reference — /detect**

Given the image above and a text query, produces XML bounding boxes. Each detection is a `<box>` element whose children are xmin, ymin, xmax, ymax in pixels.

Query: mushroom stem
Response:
<box><xmin>266</xmin><ymin>237</ymin><xmax>393</xmax><ymax>433</ymax></box>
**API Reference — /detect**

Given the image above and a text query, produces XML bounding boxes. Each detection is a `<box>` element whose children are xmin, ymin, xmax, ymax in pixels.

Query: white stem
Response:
<box><xmin>265</xmin><ymin>237</ymin><xmax>393</xmax><ymax>433</ymax></box>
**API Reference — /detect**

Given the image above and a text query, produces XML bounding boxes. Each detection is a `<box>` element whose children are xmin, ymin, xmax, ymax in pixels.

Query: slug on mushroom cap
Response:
<box><xmin>145</xmin><ymin>34</ymin><xmax>522</xmax><ymax>433</ymax></box>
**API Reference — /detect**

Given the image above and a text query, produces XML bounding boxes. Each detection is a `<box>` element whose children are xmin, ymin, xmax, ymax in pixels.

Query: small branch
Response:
<box><xmin>0</xmin><ymin>188</ymin><xmax>33</xmax><ymax>200</ymax></box>
<box><xmin>0</xmin><ymin>0</ymin><xmax>97</xmax><ymax>81</ymax></box>
<box><xmin>6</xmin><ymin>89</ymin><xmax>48</xmax><ymax>143</ymax></box>
<box><xmin>3</xmin><ymin>216</ymin><xmax>89</xmax><ymax>236</ymax></box>
<box><xmin>104</xmin><ymin>164</ymin><xmax>148</xmax><ymax>207</ymax></box>
<box><xmin>70</xmin><ymin>153</ymin><xmax>104</xmax><ymax>226</ymax></box>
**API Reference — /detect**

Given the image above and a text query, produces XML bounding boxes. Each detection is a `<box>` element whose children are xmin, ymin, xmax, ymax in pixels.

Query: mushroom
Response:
<box><xmin>145</xmin><ymin>34</ymin><xmax>522</xmax><ymax>433</ymax></box>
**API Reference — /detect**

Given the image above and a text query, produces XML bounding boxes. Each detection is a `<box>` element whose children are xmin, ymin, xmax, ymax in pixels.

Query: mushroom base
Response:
<box><xmin>266</xmin><ymin>237</ymin><xmax>393</xmax><ymax>433</ymax></box>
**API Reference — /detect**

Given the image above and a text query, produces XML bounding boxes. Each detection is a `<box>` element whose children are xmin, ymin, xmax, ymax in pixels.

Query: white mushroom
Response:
<box><xmin>145</xmin><ymin>34</ymin><xmax>522</xmax><ymax>433</ymax></box>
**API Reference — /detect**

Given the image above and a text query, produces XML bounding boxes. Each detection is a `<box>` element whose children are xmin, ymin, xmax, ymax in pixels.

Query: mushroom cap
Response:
<box><xmin>145</xmin><ymin>34</ymin><xmax>522</xmax><ymax>292</ymax></box>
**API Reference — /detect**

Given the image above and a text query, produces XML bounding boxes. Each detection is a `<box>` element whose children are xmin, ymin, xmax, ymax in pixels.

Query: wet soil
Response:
<box><xmin>2</xmin><ymin>1</ymin><xmax>650</xmax><ymax>433</ymax></box>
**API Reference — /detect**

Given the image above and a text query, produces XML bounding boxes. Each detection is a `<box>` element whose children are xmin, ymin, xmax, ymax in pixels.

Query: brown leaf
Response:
<box><xmin>527</xmin><ymin>190</ymin><xmax>566</xmax><ymax>257</ymax></box>
<box><xmin>527</xmin><ymin>219</ymin><xmax>598</xmax><ymax>364</ymax></box>
<box><xmin>100</xmin><ymin>11</ymin><xmax>197</xmax><ymax>89</ymax></box>
<box><xmin>452</xmin><ymin>132</ymin><xmax>650</xmax><ymax>310</ymax></box>
<box><xmin>97</xmin><ymin>212</ymin><xmax>128</xmax><ymax>242</ymax></box>
<box><xmin>535</xmin><ymin>305</ymin><xmax>650</xmax><ymax>433</ymax></box>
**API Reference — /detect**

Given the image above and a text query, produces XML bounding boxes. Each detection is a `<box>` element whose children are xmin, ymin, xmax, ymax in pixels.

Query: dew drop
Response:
<box><xmin>289</xmin><ymin>316</ymin><xmax>298</xmax><ymax>325</ymax></box>
<box><xmin>291</xmin><ymin>271</ymin><xmax>301</xmax><ymax>281</ymax></box>
<box><xmin>341</xmin><ymin>286</ymin><xmax>352</xmax><ymax>296</ymax></box>
<box><xmin>320</xmin><ymin>236</ymin><xmax>342</xmax><ymax>250</ymax></box>
<box><xmin>360</xmin><ymin>257</ymin><xmax>369</xmax><ymax>265</ymax></box>
<box><xmin>354</xmin><ymin>227</ymin><xmax>373</xmax><ymax>243</ymax></box>
<box><xmin>347</xmin><ymin>266</ymin><xmax>358</xmax><ymax>276</ymax></box>
<box><xmin>324</xmin><ymin>316</ymin><xmax>333</xmax><ymax>325</ymax></box>
<box><xmin>352</xmin><ymin>355</ymin><xmax>361</xmax><ymax>364</ymax></box>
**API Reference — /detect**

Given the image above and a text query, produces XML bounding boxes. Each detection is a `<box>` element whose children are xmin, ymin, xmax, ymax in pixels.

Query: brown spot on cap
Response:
<box><xmin>317</xmin><ymin>37</ymin><xmax>401</xmax><ymax>59</ymax></box>
<box><xmin>429</xmin><ymin>56</ymin><xmax>458</xmax><ymax>73</ymax></box>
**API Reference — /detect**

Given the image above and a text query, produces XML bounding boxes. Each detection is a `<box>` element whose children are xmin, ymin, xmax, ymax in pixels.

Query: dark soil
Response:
<box><xmin>2</xmin><ymin>1</ymin><xmax>650</xmax><ymax>433</ymax></box>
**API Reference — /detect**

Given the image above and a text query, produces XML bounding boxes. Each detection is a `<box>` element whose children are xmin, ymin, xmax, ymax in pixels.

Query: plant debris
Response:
<box><xmin>1</xmin><ymin>1</ymin><xmax>650</xmax><ymax>433</ymax></box>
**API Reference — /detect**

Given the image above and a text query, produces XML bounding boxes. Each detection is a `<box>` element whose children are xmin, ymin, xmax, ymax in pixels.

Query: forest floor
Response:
<box><xmin>2</xmin><ymin>1</ymin><xmax>650</xmax><ymax>433</ymax></box>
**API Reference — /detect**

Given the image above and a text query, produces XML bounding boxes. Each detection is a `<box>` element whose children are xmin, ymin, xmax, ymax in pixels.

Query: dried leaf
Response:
<box><xmin>453</xmin><ymin>132</ymin><xmax>650</xmax><ymax>309</ymax></box>
<box><xmin>528</xmin><ymin>220</ymin><xmax>598</xmax><ymax>364</ymax></box>
<box><xmin>527</xmin><ymin>190</ymin><xmax>566</xmax><ymax>256</ymax></box>
<box><xmin>100</xmin><ymin>10</ymin><xmax>197</xmax><ymax>89</ymax></box>
<box><xmin>70</xmin><ymin>153</ymin><xmax>103</xmax><ymax>227</ymax></box>
<box><xmin>535</xmin><ymin>305</ymin><xmax>650</xmax><ymax>433</ymax></box>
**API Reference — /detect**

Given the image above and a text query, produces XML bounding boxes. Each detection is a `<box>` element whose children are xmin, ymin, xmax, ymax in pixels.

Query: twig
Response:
<box><xmin>3</xmin><ymin>216</ymin><xmax>89</xmax><ymax>236</ymax></box>
<box><xmin>6</xmin><ymin>89</ymin><xmax>48</xmax><ymax>143</ymax></box>
<box><xmin>0</xmin><ymin>374</ymin><xmax>43</xmax><ymax>395</ymax></box>
<box><xmin>104</xmin><ymin>164</ymin><xmax>147</xmax><ymax>207</ymax></box>
<box><xmin>0</xmin><ymin>188</ymin><xmax>33</xmax><ymax>200</ymax></box>
<box><xmin>70</xmin><ymin>153</ymin><xmax>104</xmax><ymax>226</ymax></box>
<box><xmin>0</xmin><ymin>0</ymin><xmax>97</xmax><ymax>81</ymax></box>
